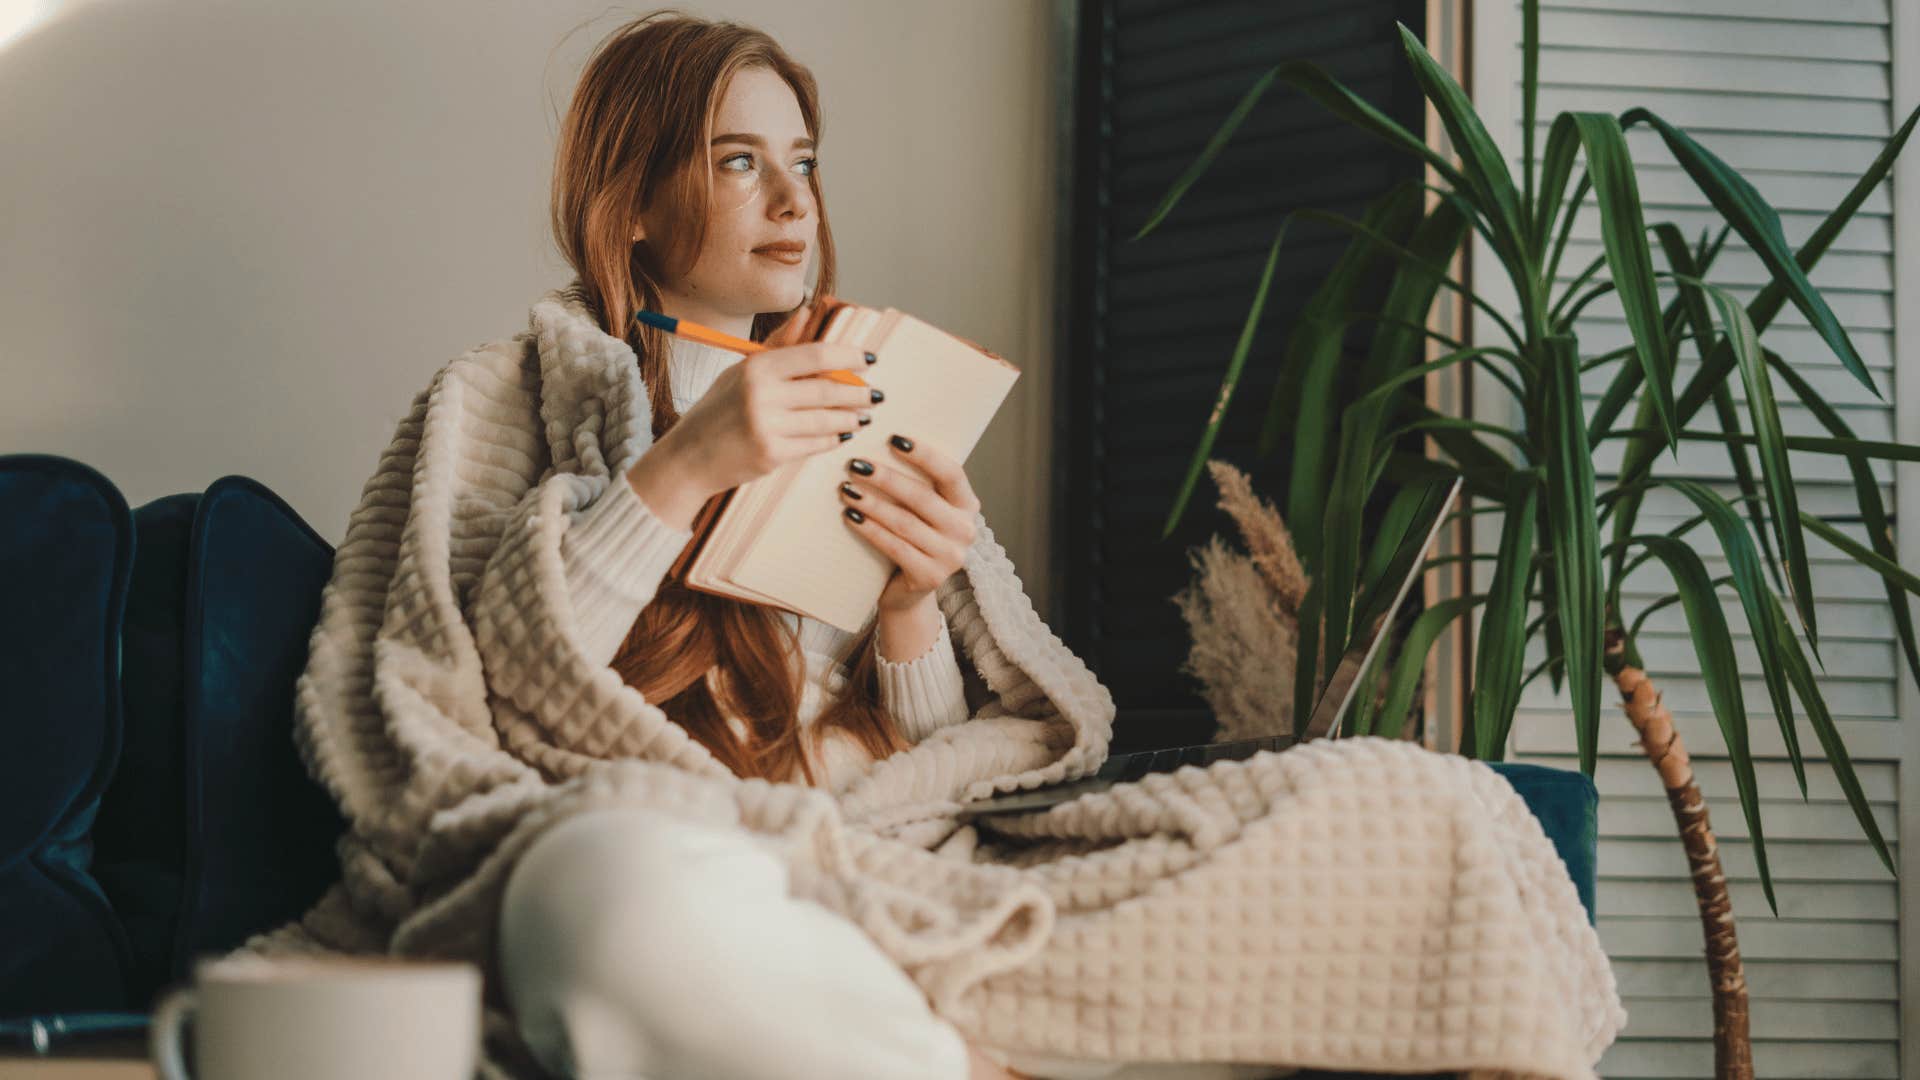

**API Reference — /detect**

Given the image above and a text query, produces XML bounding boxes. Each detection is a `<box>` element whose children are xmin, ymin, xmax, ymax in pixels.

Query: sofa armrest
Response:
<box><xmin>1485</xmin><ymin>761</ymin><xmax>1599</xmax><ymax>926</ymax></box>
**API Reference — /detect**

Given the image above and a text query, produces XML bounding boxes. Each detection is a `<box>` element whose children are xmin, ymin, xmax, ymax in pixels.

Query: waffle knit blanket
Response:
<box><xmin>241</xmin><ymin>281</ymin><xmax>1627</xmax><ymax>1079</ymax></box>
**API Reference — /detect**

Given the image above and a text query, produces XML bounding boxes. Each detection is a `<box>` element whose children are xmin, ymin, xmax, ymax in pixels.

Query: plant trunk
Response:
<box><xmin>1603</xmin><ymin>626</ymin><xmax>1752</xmax><ymax>1080</ymax></box>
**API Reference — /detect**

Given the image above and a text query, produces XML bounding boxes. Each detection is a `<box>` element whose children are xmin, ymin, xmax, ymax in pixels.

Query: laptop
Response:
<box><xmin>958</xmin><ymin>474</ymin><xmax>1462</xmax><ymax>819</ymax></box>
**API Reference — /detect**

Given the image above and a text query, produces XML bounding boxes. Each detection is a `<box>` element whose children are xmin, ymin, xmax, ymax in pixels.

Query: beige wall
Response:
<box><xmin>0</xmin><ymin>0</ymin><xmax>1061</xmax><ymax>611</ymax></box>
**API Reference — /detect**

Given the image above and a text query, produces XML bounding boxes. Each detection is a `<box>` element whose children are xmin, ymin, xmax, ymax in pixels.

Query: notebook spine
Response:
<box><xmin>796</xmin><ymin>293</ymin><xmax>855</xmax><ymax>343</ymax></box>
<box><xmin>665</xmin><ymin>296</ymin><xmax>852</xmax><ymax>588</ymax></box>
<box><xmin>665</xmin><ymin>486</ymin><xmax>734</xmax><ymax>583</ymax></box>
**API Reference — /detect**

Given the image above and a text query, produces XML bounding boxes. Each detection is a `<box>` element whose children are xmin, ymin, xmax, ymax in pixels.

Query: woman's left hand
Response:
<box><xmin>838</xmin><ymin>433</ymin><xmax>980</xmax><ymax>614</ymax></box>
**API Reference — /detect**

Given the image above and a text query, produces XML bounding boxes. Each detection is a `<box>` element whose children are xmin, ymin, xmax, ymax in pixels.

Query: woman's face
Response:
<box><xmin>634</xmin><ymin>66</ymin><xmax>820</xmax><ymax>338</ymax></box>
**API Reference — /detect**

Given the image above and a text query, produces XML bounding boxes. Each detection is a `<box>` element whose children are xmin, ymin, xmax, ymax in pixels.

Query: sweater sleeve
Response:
<box><xmin>557</xmin><ymin>469</ymin><xmax>697</xmax><ymax>668</ymax></box>
<box><xmin>874</xmin><ymin>614</ymin><xmax>971</xmax><ymax>743</ymax></box>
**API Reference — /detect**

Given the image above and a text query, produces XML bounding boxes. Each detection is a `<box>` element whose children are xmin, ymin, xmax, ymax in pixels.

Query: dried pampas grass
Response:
<box><xmin>1171</xmin><ymin>460</ymin><xmax>1317</xmax><ymax>743</ymax></box>
<box><xmin>1172</xmin><ymin>459</ymin><xmax>1424</xmax><ymax>744</ymax></box>
<box><xmin>1204</xmin><ymin>459</ymin><xmax>1310</xmax><ymax>613</ymax></box>
<box><xmin>1173</xmin><ymin>533</ymin><xmax>1302</xmax><ymax>742</ymax></box>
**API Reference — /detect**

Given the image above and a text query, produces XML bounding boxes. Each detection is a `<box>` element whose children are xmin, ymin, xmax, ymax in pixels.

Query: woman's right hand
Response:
<box><xmin>666</xmin><ymin>302</ymin><xmax>877</xmax><ymax>494</ymax></box>
<box><xmin>627</xmin><ymin>301</ymin><xmax>878</xmax><ymax>527</ymax></box>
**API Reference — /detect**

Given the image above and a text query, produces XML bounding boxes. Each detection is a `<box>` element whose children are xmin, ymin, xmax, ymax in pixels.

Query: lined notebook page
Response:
<box><xmin>727</xmin><ymin>311</ymin><xmax>1018</xmax><ymax>631</ymax></box>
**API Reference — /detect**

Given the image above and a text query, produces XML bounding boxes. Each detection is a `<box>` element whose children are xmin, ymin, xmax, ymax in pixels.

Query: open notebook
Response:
<box><xmin>665</xmin><ymin>297</ymin><xmax>1021</xmax><ymax>633</ymax></box>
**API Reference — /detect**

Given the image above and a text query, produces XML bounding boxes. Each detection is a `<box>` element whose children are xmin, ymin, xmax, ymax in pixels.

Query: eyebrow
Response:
<box><xmin>711</xmin><ymin>133</ymin><xmax>816</xmax><ymax>151</ymax></box>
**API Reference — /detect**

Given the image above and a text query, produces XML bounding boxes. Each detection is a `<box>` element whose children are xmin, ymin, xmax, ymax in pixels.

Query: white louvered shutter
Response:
<box><xmin>1466</xmin><ymin>2</ymin><xmax>1911</xmax><ymax>1077</ymax></box>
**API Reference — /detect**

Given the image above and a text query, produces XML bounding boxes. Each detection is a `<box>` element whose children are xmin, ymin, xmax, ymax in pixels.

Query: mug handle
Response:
<box><xmin>149</xmin><ymin>987</ymin><xmax>199</xmax><ymax>1080</ymax></box>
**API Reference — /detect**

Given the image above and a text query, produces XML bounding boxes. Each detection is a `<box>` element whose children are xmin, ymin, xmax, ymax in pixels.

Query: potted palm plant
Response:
<box><xmin>1140</xmin><ymin>4</ymin><xmax>1920</xmax><ymax>1077</ymax></box>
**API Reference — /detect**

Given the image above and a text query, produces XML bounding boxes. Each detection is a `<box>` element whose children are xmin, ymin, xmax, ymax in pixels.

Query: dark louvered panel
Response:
<box><xmin>1057</xmin><ymin>0</ymin><xmax>1427</xmax><ymax>748</ymax></box>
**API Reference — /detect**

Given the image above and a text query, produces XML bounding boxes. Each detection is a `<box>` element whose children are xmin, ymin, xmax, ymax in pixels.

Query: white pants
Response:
<box><xmin>498</xmin><ymin>807</ymin><xmax>1296</xmax><ymax>1080</ymax></box>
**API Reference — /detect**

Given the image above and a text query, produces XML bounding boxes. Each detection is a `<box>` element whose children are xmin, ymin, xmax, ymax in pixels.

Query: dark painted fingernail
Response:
<box><xmin>889</xmin><ymin>434</ymin><xmax>914</xmax><ymax>453</ymax></box>
<box><xmin>840</xmin><ymin>481</ymin><xmax>863</xmax><ymax>500</ymax></box>
<box><xmin>864</xmin><ymin>351</ymin><xmax>877</xmax><ymax>365</ymax></box>
<box><xmin>838</xmin><ymin>431</ymin><xmax>854</xmax><ymax>442</ymax></box>
<box><xmin>844</xmin><ymin>506</ymin><xmax>865</xmax><ymax>523</ymax></box>
<box><xmin>869</xmin><ymin>387</ymin><xmax>885</xmax><ymax>404</ymax></box>
<box><xmin>858</xmin><ymin>413</ymin><xmax>872</xmax><ymax>426</ymax></box>
<box><xmin>848</xmin><ymin>458</ymin><xmax>874</xmax><ymax>476</ymax></box>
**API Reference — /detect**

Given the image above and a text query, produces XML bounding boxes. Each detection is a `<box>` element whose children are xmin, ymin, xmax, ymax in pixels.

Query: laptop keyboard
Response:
<box><xmin>1095</xmin><ymin>733</ymin><xmax>1298</xmax><ymax>781</ymax></box>
<box><xmin>959</xmin><ymin>734</ymin><xmax>1305</xmax><ymax>819</ymax></box>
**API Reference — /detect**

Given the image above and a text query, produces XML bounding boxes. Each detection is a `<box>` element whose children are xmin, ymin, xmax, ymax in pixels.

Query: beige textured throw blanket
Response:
<box><xmin>244</xmin><ymin>281</ymin><xmax>1627</xmax><ymax>1079</ymax></box>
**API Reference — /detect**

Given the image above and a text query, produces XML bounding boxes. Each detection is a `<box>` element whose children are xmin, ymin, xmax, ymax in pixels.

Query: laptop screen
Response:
<box><xmin>956</xmin><ymin>473</ymin><xmax>1466</xmax><ymax>820</ymax></box>
<box><xmin>1298</xmin><ymin>474</ymin><xmax>1463</xmax><ymax>741</ymax></box>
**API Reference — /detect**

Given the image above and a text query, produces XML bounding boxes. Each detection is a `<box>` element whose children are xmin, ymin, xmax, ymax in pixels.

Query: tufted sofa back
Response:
<box><xmin>0</xmin><ymin>454</ymin><xmax>346</xmax><ymax>1014</ymax></box>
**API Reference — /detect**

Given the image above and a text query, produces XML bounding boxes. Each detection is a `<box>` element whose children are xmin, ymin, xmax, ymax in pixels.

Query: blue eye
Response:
<box><xmin>720</xmin><ymin>152</ymin><xmax>818</xmax><ymax>176</ymax></box>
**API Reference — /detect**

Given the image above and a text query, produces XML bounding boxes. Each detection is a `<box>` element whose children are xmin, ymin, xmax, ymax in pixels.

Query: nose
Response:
<box><xmin>766</xmin><ymin>167</ymin><xmax>811</xmax><ymax>220</ymax></box>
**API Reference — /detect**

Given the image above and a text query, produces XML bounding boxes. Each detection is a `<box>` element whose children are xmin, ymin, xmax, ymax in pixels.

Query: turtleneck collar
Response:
<box><xmin>526</xmin><ymin>280</ymin><xmax>748</xmax><ymax>414</ymax></box>
<box><xmin>665</xmin><ymin>333</ymin><xmax>745</xmax><ymax>412</ymax></box>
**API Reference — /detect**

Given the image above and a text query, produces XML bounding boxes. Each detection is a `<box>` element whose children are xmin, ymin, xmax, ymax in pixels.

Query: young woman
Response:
<box><xmin>488</xmin><ymin>11</ymin><xmax>1080</xmax><ymax>1080</ymax></box>
<box><xmin>579</xmin><ymin>45</ymin><xmax>985</xmax><ymax>801</ymax></box>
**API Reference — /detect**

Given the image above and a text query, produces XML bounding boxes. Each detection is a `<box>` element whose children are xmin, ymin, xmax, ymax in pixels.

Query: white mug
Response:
<box><xmin>149</xmin><ymin>953</ymin><xmax>481</xmax><ymax>1080</ymax></box>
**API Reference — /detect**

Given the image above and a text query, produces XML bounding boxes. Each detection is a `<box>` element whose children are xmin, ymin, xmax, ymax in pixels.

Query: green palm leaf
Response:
<box><xmin>1347</xmin><ymin>637</ymin><xmax>1388</xmax><ymax>740</ymax></box>
<box><xmin>1393</xmin><ymin>22</ymin><xmax>1529</xmax><ymax>266</ymax></box>
<box><xmin>1599</xmin><ymin>426</ymin><xmax>1920</xmax><ymax>465</ymax></box>
<box><xmin>1374</xmin><ymin>594</ymin><xmax>1484</xmax><ymax>741</ymax></box>
<box><xmin>1609</xmin><ymin>104</ymin><xmax>1917</xmax><ymax>525</ymax></box>
<box><xmin>1760</xmin><ymin>586</ymin><xmax>1896</xmax><ymax>883</ymax></box>
<box><xmin>1613</xmin><ymin>134</ymin><xmax>1872</xmax><ymax>473</ymax></box>
<box><xmin>1160</xmin><ymin>219</ymin><xmax>1287</xmax><ymax>540</ymax></box>
<box><xmin>1675</xmin><ymin>274</ymin><xmax>1818</xmax><ymax>658</ymax></box>
<box><xmin>1401</xmin><ymin>402</ymin><xmax>1515</xmax><ymax>501</ymax></box>
<box><xmin>1291</xmin><ymin>207</ymin><xmax>1520</xmax><ymax>348</ymax></box>
<box><xmin>1294</xmin><ymin>578</ymin><xmax>1324</xmax><ymax>741</ymax></box>
<box><xmin>1651</xmin><ymin>222</ymin><xmax>1784</xmax><ymax>594</ymax></box>
<box><xmin>1544</xmin><ymin>173</ymin><xmax>1591</xmax><ymax>288</ymax></box>
<box><xmin>1661</xmin><ymin>479</ymin><xmax>1807</xmax><ymax>797</ymax></box>
<box><xmin>1763</xmin><ymin>347</ymin><xmax>1920</xmax><ymax>694</ymax></box>
<box><xmin>1521</xmin><ymin>0</ymin><xmax>1539</xmax><ymax>215</ymax></box>
<box><xmin>1625</xmin><ymin>574</ymin><xmax>1736</xmax><ymax>646</ymax></box>
<box><xmin>1358</xmin><ymin>200</ymin><xmax>1477</xmax><ymax>392</ymax></box>
<box><xmin>1566</xmin><ymin>112</ymin><xmax>1677</xmax><ymax>454</ymax></box>
<box><xmin>1614</xmin><ymin>533</ymin><xmax>1775</xmax><ymax>913</ymax></box>
<box><xmin>1703</xmin><ymin>385</ymin><xmax>1783</xmax><ymax>593</ymax></box>
<box><xmin>1278</xmin><ymin>187</ymin><xmax>1427</xmax><ymax>558</ymax></box>
<box><xmin>1359</xmin><ymin>482</ymin><xmax>1438</xmax><ymax>599</ymax></box>
<box><xmin>1319</xmin><ymin>409</ymin><xmax>1379</xmax><ymax>678</ymax></box>
<box><xmin>1472</xmin><ymin>471</ymin><xmax>1540</xmax><ymax>760</ymax></box>
<box><xmin>1585</xmin><ymin>218</ymin><xmax>1728</xmax><ymax>452</ymax></box>
<box><xmin>1621</xmin><ymin>107</ymin><xmax>1879</xmax><ymax>402</ymax></box>
<box><xmin>1799</xmin><ymin>513</ymin><xmax>1920</xmax><ymax>598</ymax></box>
<box><xmin>1131</xmin><ymin>63</ymin><xmax>1470</xmax><ymax>244</ymax></box>
<box><xmin>1542</xmin><ymin>335</ymin><xmax>1604</xmax><ymax>774</ymax></box>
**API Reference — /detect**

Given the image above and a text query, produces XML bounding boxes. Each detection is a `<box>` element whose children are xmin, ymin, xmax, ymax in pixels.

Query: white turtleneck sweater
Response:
<box><xmin>555</xmin><ymin>333</ymin><xmax>972</xmax><ymax>794</ymax></box>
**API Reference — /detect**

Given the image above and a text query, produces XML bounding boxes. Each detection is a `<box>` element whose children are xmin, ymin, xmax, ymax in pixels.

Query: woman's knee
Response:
<box><xmin>495</xmin><ymin>806</ymin><xmax>970</xmax><ymax>1080</ymax></box>
<box><xmin>502</xmin><ymin>807</ymin><xmax>784</xmax><ymax>971</ymax></box>
<box><xmin>498</xmin><ymin>807</ymin><xmax>790</xmax><ymax>1071</ymax></box>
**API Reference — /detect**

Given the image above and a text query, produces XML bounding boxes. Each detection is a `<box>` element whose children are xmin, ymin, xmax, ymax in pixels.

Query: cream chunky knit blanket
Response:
<box><xmin>244</xmin><ymin>282</ymin><xmax>1627</xmax><ymax>1079</ymax></box>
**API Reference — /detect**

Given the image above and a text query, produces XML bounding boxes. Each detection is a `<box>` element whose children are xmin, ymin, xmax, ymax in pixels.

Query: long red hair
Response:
<box><xmin>547</xmin><ymin>10</ymin><xmax>911</xmax><ymax>786</ymax></box>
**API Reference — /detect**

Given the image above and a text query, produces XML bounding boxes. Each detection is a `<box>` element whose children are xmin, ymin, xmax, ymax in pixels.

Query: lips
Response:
<box><xmin>753</xmin><ymin>241</ymin><xmax>806</xmax><ymax>266</ymax></box>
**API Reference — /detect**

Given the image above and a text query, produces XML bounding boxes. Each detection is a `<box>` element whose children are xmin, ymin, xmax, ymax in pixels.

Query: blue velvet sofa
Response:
<box><xmin>0</xmin><ymin>451</ymin><xmax>1598</xmax><ymax>1056</ymax></box>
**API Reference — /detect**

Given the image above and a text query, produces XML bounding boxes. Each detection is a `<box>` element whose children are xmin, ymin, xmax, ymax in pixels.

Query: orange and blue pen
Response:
<box><xmin>633</xmin><ymin>309</ymin><xmax>868</xmax><ymax>387</ymax></box>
